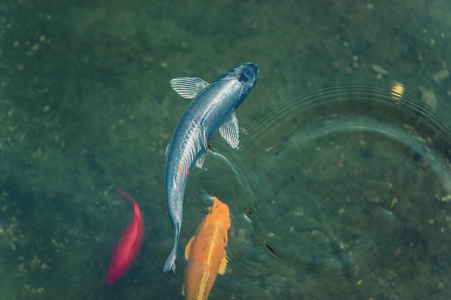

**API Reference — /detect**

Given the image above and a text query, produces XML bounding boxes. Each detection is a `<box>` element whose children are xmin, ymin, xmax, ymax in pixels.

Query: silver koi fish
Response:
<box><xmin>163</xmin><ymin>62</ymin><xmax>259</xmax><ymax>272</ymax></box>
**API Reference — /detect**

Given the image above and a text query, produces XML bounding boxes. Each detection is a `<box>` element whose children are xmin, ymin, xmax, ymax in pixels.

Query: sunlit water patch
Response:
<box><xmin>191</xmin><ymin>79</ymin><xmax>451</xmax><ymax>299</ymax></box>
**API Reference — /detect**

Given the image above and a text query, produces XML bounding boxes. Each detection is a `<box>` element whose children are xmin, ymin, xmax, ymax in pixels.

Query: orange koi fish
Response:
<box><xmin>183</xmin><ymin>196</ymin><xmax>231</xmax><ymax>300</ymax></box>
<box><xmin>106</xmin><ymin>190</ymin><xmax>143</xmax><ymax>285</ymax></box>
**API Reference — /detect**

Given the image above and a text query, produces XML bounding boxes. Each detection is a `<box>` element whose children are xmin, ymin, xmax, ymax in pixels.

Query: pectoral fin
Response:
<box><xmin>170</xmin><ymin>77</ymin><xmax>209</xmax><ymax>99</ymax></box>
<box><xmin>185</xmin><ymin>236</ymin><xmax>195</xmax><ymax>260</ymax></box>
<box><xmin>219</xmin><ymin>112</ymin><xmax>240</xmax><ymax>149</ymax></box>
<box><xmin>218</xmin><ymin>250</ymin><xmax>228</xmax><ymax>275</ymax></box>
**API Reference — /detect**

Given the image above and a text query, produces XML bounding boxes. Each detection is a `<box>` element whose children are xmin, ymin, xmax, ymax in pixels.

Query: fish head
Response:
<box><xmin>236</xmin><ymin>62</ymin><xmax>259</xmax><ymax>107</ymax></box>
<box><xmin>213</xmin><ymin>62</ymin><xmax>259</xmax><ymax>109</ymax></box>
<box><xmin>206</xmin><ymin>197</ymin><xmax>231</xmax><ymax>231</ymax></box>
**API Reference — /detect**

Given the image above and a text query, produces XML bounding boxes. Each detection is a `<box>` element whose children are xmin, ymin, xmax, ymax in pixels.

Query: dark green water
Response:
<box><xmin>1</xmin><ymin>0</ymin><xmax>450</xmax><ymax>299</ymax></box>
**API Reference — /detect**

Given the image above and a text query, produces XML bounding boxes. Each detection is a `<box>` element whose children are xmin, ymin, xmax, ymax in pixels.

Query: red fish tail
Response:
<box><xmin>118</xmin><ymin>189</ymin><xmax>137</xmax><ymax>205</ymax></box>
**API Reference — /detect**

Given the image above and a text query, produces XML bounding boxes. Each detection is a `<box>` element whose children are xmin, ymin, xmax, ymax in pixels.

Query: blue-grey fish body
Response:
<box><xmin>163</xmin><ymin>63</ymin><xmax>259</xmax><ymax>272</ymax></box>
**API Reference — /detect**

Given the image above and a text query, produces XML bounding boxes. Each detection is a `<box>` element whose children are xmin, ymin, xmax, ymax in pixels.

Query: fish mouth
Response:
<box><xmin>244</xmin><ymin>62</ymin><xmax>259</xmax><ymax>78</ymax></box>
<box><xmin>238</xmin><ymin>63</ymin><xmax>259</xmax><ymax>85</ymax></box>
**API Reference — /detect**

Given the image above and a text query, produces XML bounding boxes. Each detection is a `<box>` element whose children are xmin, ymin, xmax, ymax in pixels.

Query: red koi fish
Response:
<box><xmin>106</xmin><ymin>190</ymin><xmax>143</xmax><ymax>285</ymax></box>
<box><xmin>183</xmin><ymin>196</ymin><xmax>231</xmax><ymax>300</ymax></box>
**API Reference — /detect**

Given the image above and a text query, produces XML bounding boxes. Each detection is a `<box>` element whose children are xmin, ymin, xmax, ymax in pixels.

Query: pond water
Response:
<box><xmin>1</xmin><ymin>0</ymin><xmax>450</xmax><ymax>299</ymax></box>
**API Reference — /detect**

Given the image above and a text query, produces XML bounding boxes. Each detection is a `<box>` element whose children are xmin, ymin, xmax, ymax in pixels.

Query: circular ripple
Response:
<box><xmin>243</xmin><ymin>80</ymin><xmax>449</xmax><ymax>270</ymax></box>
<box><xmin>194</xmin><ymin>79</ymin><xmax>451</xmax><ymax>297</ymax></box>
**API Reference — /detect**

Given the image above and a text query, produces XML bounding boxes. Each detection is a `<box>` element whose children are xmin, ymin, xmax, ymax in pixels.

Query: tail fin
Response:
<box><xmin>163</xmin><ymin>227</ymin><xmax>179</xmax><ymax>272</ymax></box>
<box><xmin>118</xmin><ymin>189</ymin><xmax>138</xmax><ymax>206</ymax></box>
<box><xmin>163</xmin><ymin>246</ymin><xmax>177</xmax><ymax>272</ymax></box>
